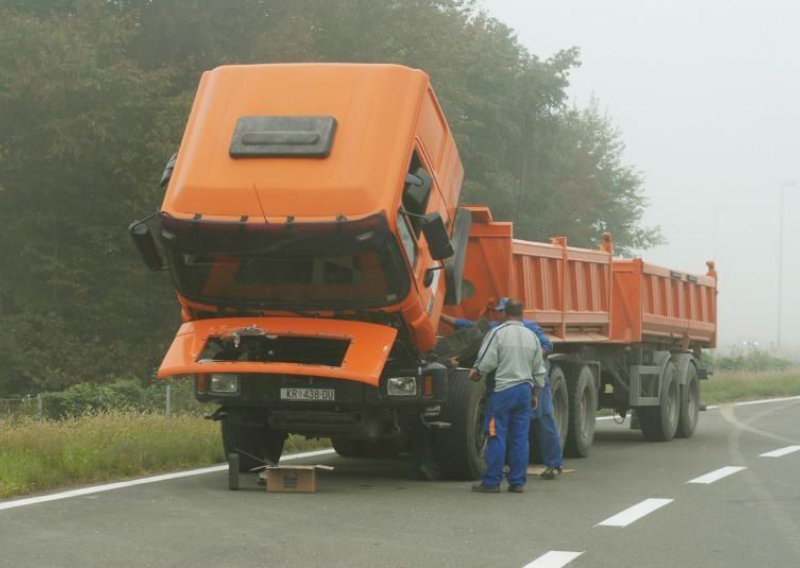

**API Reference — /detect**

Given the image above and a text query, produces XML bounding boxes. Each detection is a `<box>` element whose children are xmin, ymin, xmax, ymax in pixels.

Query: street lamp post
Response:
<box><xmin>777</xmin><ymin>180</ymin><xmax>797</xmax><ymax>351</ymax></box>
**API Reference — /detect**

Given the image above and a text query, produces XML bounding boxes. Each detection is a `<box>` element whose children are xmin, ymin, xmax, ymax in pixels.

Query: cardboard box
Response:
<box><xmin>266</xmin><ymin>465</ymin><xmax>333</xmax><ymax>493</ymax></box>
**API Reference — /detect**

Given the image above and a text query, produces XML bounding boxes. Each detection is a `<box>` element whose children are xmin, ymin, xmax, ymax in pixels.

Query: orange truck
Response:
<box><xmin>130</xmin><ymin>63</ymin><xmax>717</xmax><ymax>479</ymax></box>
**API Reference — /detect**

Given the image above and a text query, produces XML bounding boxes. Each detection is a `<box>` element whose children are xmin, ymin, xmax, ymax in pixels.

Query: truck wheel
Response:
<box><xmin>331</xmin><ymin>437</ymin><xmax>362</xmax><ymax>458</ymax></box>
<box><xmin>222</xmin><ymin>416</ymin><xmax>286</xmax><ymax>472</ymax></box>
<box><xmin>639</xmin><ymin>361</ymin><xmax>680</xmax><ymax>442</ymax></box>
<box><xmin>331</xmin><ymin>438</ymin><xmax>398</xmax><ymax>458</ymax></box>
<box><xmin>530</xmin><ymin>365</ymin><xmax>569</xmax><ymax>463</ymax></box>
<box><xmin>433</xmin><ymin>370</ymin><xmax>487</xmax><ymax>480</ymax></box>
<box><xmin>676</xmin><ymin>364</ymin><xmax>700</xmax><ymax>438</ymax></box>
<box><xmin>564</xmin><ymin>365</ymin><xmax>597</xmax><ymax>458</ymax></box>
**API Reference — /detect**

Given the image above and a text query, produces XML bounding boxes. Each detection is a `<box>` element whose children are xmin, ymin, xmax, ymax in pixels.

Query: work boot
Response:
<box><xmin>540</xmin><ymin>466</ymin><xmax>562</xmax><ymax>480</ymax></box>
<box><xmin>507</xmin><ymin>484</ymin><xmax>525</xmax><ymax>493</ymax></box>
<box><xmin>471</xmin><ymin>483</ymin><xmax>500</xmax><ymax>493</ymax></box>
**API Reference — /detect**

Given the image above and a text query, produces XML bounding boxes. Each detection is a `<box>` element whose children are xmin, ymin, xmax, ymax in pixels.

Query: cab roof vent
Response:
<box><xmin>229</xmin><ymin>115</ymin><xmax>337</xmax><ymax>158</ymax></box>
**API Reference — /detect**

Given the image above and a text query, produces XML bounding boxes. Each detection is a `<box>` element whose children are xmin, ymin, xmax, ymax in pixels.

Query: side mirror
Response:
<box><xmin>129</xmin><ymin>221</ymin><xmax>166</xmax><ymax>271</ymax></box>
<box><xmin>422</xmin><ymin>212</ymin><xmax>454</xmax><ymax>260</ymax></box>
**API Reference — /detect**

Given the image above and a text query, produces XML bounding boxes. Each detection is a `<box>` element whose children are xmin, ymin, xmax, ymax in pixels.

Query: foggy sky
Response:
<box><xmin>485</xmin><ymin>0</ymin><xmax>800</xmax><ymax>352</ymax></box>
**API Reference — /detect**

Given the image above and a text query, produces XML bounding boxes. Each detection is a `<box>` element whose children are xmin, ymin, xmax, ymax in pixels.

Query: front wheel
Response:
<box><xmin>433</xmin><ymin>370</ymin><xmax>487</xmax><ymax>480</ymax></box>
<box><xmin>331</xmin><ymin>437</ymin><xmax>399</xmax><ymax>458</ymax></box>
<box><xmin>222</xmin><ymin>413</ymin><xmax>286</xmax><ymax>472</ymax></box>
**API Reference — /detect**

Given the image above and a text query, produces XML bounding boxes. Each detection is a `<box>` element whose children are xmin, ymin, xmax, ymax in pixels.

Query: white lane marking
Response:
<box><xmin>0</xmin><ymin>448</ymin><xmax>336</xmax><ymax>512</ymax></box>
<box><xmin>687</xmin><ymin>465</ymin><xmax>746</xmax><ymax>484</ymax></box>
<box><xmin>734</xmin><ymin>396</ymin><xmax>800</xmax><ymax>407</ymax></box>
<box><xmin>596</xmin><ymin>498</ymin><xmax>673</xmax><ymax>527</ymax></box>
<box><xmin>760</xmin><ymin>445</ymin><xmax>800</xmax><ymax>458</ymax></box>
<box><xmin>523</xmin><ymin>550</ymin><xmax>584</xmax><ymax>568</ymax></box>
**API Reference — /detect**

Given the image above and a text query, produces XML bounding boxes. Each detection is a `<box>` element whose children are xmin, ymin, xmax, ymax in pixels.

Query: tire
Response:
<box><xmin>564</xmin><ymin>365</ymin><xmax>597</xmax><ymax>458</ymax></box>
<box><xmin>331</xmin><ymin>437</ymin><xmax>362</xmax><ymax>458</ymax></box>
<box><xmin>433</xmin><ymin>370</ymin><xmax>487</xmax><ymax>480</ymax></box>
<box><xmin>676</xmin><ymin>363</ymin><xmax>700</xmax><ymax>438</ymax></box>
<box><xmin>530</xmin><ymin>365</ymin><xmax>569</xmax><ymax>463</ymax></box>
<box><xmin>639</xmin><ymin>361</ymin><xmax>680</xmax><ymax>442</ymax></box>
<box><xmin>331</xmin><ymin>438</ymin><xmax>398</xmax><ymax>458</ymax></box>
<box><xmin>222</xmin><ymin>415</ymin><xmax>286</xmax><ymax>472</ymax></box>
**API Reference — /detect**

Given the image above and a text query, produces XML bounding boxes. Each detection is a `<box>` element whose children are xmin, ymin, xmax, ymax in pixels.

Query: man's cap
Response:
<box><xmin>494</xmin><ymin>297</ymin><xmax>510</xmax><ymax>312</ymax></box>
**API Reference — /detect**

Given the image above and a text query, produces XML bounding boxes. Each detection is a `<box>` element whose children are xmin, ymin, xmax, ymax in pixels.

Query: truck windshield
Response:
<box><xmin>159</xmin><ymin>213</ymin><xmax>410</xmax><ymax>310</ymax></box>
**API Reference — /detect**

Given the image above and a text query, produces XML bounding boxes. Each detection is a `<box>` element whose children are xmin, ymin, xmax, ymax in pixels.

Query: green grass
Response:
<box><xmin>0</xmin><ymin>413</ymin><xmax>328</xmax><ymax>499</ymax></box>
<box><xmin>701</xmin><ymin>368</ymin><xmax>800</xmax><ymax>404</ymax></box>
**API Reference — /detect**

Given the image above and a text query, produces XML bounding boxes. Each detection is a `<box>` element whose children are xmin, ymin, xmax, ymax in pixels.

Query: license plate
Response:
<box><xmin>280</xmin><ymin>388</ymin><xmax>335</xmax><ymax>402</ymax></box>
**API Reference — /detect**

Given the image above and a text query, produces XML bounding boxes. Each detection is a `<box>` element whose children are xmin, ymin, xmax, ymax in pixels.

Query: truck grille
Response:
<box><xmin>200</xmin><ymin>335</ymin><xmax>350</xmax><ymax>367</ymax></box>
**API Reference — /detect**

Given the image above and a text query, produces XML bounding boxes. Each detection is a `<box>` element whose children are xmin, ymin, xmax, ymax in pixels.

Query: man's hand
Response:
<box><xmin>449</xmin><ymin>356</ymin><xmax>459</xmax><ymax>369</ymax></box>
<box><xmin>531</xmin><ymin>393</ymin><xmax>539</xmax><ymax>410</ymax></box>
<box><xmin>468</xmin><ymin>368</ymin><xmax>481</xmax><ymax>382</ymax></box>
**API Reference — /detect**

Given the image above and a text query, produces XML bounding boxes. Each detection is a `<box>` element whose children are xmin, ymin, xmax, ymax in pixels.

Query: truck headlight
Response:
<box><xmin>210</xmin><ymin>374</ymin><xmax>240</xmax><ymax>394</ymax></box>
<box><xmin>387</xmin><ymin>377</ymin><xmax>417</xmax><ymax>397</ymax></box>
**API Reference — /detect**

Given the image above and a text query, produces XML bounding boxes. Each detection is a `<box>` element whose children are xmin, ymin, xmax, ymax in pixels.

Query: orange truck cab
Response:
<box><xmin>130</xmin><ymin>64</ymin><xmax>477</xmax><ymax>474</ymax></box>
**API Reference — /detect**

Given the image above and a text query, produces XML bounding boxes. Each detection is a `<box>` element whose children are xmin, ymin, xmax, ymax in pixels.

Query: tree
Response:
<box><xmin>0</xmin><ymin>0</ymin><xmax>662</xmax><ymax>395</ymax></box>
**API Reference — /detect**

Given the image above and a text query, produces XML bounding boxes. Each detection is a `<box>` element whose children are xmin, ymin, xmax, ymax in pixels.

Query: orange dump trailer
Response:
<box><xmin>453</xmin><ymin>205</ymin><xmax>717</xmax><ymax>348</ymax></box>
<box><xmin>131</xmin><ymin>63</ymin><xmax>717</xmax><ymax>480</ymax></box>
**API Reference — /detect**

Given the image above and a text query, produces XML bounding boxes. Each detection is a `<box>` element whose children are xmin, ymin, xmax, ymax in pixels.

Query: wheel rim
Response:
<box><xmin>554</xmin><ymin>383</ymin><xmax>568</xmax><ymax>441</ymax></box>
<box><xmin>687</xmin><ymin>378</ymin><xmax>698</xmax><ymax>422</ymax></box>
<box><xmin>580</xmin><ymin>386</ymin><xmax>593</xmax><ymax>440</ymax></box>
<box><xmin>667</xmin><ymin>380</ymin><xmax>679</xmax><ymax>427</ymax></box>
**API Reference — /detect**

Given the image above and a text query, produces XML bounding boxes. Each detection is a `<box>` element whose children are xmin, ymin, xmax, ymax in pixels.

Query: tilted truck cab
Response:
<box><xmin>131</xmin><ymin>64</ymin><xmax>479</xmax><ymax>474</ymax></box>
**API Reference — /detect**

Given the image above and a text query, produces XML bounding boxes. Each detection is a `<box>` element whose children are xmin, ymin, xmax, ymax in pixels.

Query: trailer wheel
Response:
<box><xmin>222</xmin><ymin>416</ymin><xmax>286</xmax><ymax>472</ymax></box>
<box><xmin>564</xmin><ymin>365</ymin><xmax>597</xmax><ymax>458</ymax></box>
<box><xmin>433</xmin><ymin>370</ymin><xmax>487</xmax><ymax>480</ymax></box>
<box><xmin>676</xmin><ymin>363</ymin><xmax>700</xmax><ymax>438</ymax></box>
<box><xmin>530</xmin><ymin>365</ymin><xmax>569</xmax><ymax>463</ymax></box>
<box><xmin>639</xmin><ymin>361</ymin><xmax>680</xmax><ymax>442</ymax></box>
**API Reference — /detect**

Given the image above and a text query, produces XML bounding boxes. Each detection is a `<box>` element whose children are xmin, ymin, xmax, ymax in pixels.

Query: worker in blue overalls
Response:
<box><xmin>467</xmin><ymin>299</ymin><xmax>546</xmax><ymax>492</ymax></box>
<box><xmin>441</xmin><ymin>297</ymin><xmax>564</xmax><ymax>480</ymax></box>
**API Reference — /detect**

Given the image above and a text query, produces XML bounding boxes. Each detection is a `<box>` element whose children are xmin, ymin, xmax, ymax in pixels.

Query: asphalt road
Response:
<box><xmin>2</xmin><ymin>396</ymin><xmax>799</xmax><ymax>568</ymax></box>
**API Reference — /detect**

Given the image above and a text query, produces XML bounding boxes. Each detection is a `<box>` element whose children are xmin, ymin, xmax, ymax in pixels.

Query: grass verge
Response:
<box><xmin>0</xmin><ymin>413</ymin><xmax>328</xmax><ymax>500</ymax></box>
<box><xmin>701</xmin><ymin>369</ymin><xmax>800</xmax><ymax>404</ymax></box>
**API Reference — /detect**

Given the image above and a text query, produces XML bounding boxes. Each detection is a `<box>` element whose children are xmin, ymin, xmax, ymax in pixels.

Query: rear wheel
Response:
<box><xmin>433</xmin><ymin>370</ymin><xmax>487</xmax><ymax>480</ymax></box>
<box><xmin>530</xmin><ymin>365</ymin><xmax>569</xmax><ymax>463</ymax></box>
<box><xmin>564</xmin><ymin>365</ymin><xmax>597</xmax><ymax>458</ymax></box>
<box><xmin>222</xmin><ymin>414</ymin><xmax>286</xmax><ymax>472</ymax></box>
<box><xmin>676</xmin><ymin>364</ymin><xmax>700</xmax><ymax>438</ymax></box>
<box><xmin>639</xmin><ymin>361</ymin><xmax>680</xmax><ymax>442</ymax></box>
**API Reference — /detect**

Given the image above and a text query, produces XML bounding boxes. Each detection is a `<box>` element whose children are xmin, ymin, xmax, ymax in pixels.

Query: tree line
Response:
<box><xmin>0</xmin><ymin>0</ymin><xmax>662</xmax><ymax>395</ymax></box>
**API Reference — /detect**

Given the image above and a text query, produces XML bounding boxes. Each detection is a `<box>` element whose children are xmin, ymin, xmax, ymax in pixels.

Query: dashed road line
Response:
<box><xmin>522</xmin><ymin>551</ymin><xmax>584</xmax><ymax>568</ymax></box>
<box><xmin>596</xmin><ymin>498</ymin><xmax>673</xmax><ymax>527</ymax></box>
<box><xmin>760</xmin><ymin>445</ymin><xmax>800</xmax><ymax>458</ymax></box>
<box><xmin>687</xmin><ymin>465</ymin><xmax>746</xmax><ymax>484</ymax></box>
<box><xmin>0</xmin><ymin>448</ymin><xmax>336</xmax><ymax>513</ymax></box>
